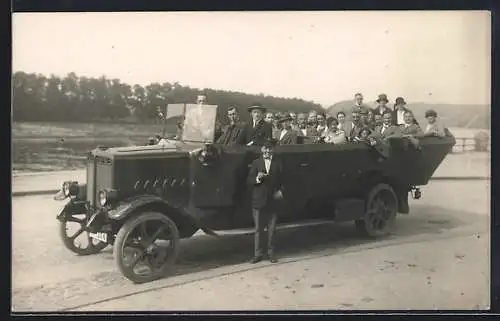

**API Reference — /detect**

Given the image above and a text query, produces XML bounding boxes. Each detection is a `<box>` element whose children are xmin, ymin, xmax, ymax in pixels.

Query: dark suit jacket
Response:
<box><xmin>391</xmin><ymin>109</ymin><xmax>420</xmax><ymax>127</ymax></box>
<box><xmin>277</xmin><ymin>130</ymin><xmax>298</xmax><ymax>145</ymax></box>
<box><xmin>296</xmin><ymin>126</ymin><xmax>318</xmax><ymax>137</ymax></box>
<box><xmin>373</xmin><ymin>106</ymin><xmax>392</xmax><ymax>116</ymax></box>
<box><xmin>347</xmin><ymin>122</ymin><xmax>363</xmax><ymax>141</ymax></box>
<box><xmin>246</xmin><ymin>120</ymin><xmax>273</xmax><ymax>146</ymax></box>
<box><xmin>246</xmin><ymin>156</ymin><xmax>284</xmax><ymax>210</ymax></box>
<box><xmin>215</xmin><ymin>122</ymin><xmax>247</xmax><ymax>146</ymax></box>
<box><xmin>373</xmin><ymin>124</ymin><xmax>402</xmax><ymax>139</ymax></box>
<box><xmin>400</xmin><ymin>123</ymin><xmax>424</xmax><ymax>136</ymax></box>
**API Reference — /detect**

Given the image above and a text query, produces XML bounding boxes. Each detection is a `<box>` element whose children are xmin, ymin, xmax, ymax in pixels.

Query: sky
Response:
<box><xmin>12</xmin><ymin>11</ymin><xmax>491</xmax><ymax>107</ymax></box>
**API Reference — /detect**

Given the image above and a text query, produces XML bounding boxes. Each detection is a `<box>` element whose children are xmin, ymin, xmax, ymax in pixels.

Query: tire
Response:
<box><xmin>113</xmin><ymin>211</ymin><xmax>180</xmax><ymax>284</ymax></box>
<box><xmin>59</xmin><ymin>217</ymin><xmax>108</xmax><ymax>256</ymax></box>
<box><xmin>355</xmin><ymin>183</ymin><xmax>398</xmax><ymax>238</ymax></box>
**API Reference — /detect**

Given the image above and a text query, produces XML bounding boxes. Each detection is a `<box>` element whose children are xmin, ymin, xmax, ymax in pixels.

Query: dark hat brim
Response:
<box><xmin>248</xmin><ymin>105</ymin><xmax>267</xmax><ymax>112</ymax></box>
<box><xmin>277</xmin><ymin>116</ymin><xmax>293</xmax><ymax>123</ymax></box>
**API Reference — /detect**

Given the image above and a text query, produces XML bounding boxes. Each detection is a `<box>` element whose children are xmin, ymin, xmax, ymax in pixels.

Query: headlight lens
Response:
<box><xmin>98</xmin><ymin>190</ymin><xmax>107</xmax><ymax>206</ymax></box>
<box><xmin>98</xmin><ymin>189</ymin><xmax>118</xmax><ymax>206</ymax></box>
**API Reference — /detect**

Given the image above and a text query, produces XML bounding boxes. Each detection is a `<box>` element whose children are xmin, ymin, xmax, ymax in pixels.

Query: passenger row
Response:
<box><xmin>214</xmin><ymin>93</ymin><xmax>447</xmax><ymax>147</ymax></box>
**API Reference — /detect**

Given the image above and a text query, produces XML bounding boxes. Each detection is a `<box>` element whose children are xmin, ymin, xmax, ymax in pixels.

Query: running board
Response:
<box><xmin>204</xmin><ymin>218</ymin><xmax>337</xmax><ymax>237</ymax></box>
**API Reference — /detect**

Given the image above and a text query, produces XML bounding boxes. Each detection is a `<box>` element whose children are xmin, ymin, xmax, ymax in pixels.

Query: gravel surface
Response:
<box><xmin>12</xmin><ymin>180</ymin><xmax>490</xmax><ymax>311</ymax></box>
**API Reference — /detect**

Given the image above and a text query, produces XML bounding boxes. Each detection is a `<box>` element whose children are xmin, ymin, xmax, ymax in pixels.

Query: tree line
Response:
<box><xmin>12</xmin><ymin>71</ymin><xmax>324</xmax><ymax>124</ymax></box>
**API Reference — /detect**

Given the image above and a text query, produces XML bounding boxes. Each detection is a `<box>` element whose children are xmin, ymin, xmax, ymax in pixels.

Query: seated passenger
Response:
<box><xmin>347</xmin><ymin>109</ymin><xmax>364</xmax><ymax>141</ymax></box>
<box><xmin>277</xmin><ymin>115</ymin><xmax>299</xmax><ymax>145</ymax></box>
<box><xmin>216</xmin><ymin>106</ymin><xmax>248</xmax><ymax>146</ymax></box>
<box><xmin>307</xmin><ymin>111</ymin><xmax>318</xmax><ymax>128</ymax></box>
<box><xmin>295</xmin><ymin>112</ymin><xmax>318</xmax><ymax>142</ymax></box>
<box><xmin>316</xmin><ymin>112</ymin><xmax>329</xmax><ymax>137</ymax></box>
<box><xmin>336</xmin><ymin>111</ymin><xmax>348</xmax><ymax>132</ymax></box>
<box><xmin>423</xmin><ymin>109</ymin><xmax>446</xmax><ymax>138</ymax></box>
<box><xmin>373</xmin><ymin>112</ymin><xmax>402</xmax><ymax>139</ymax></box>
<box><xmin>322</xmin><ymin>117</ymin><xmax>347</xmax><ymax>145</ymax></box>
<box><xmin>400</xmin><ymin>110</ymin><xmax>424</xmax><ymax>137</ymax></box>
<box><xmin>400</xmin><ymin>110</ymin><xmax>423</xmax><ymax>150</ymax></box>
<box><xmin>352</xmin><ymin>127</ymin><xmax>377</xmax><ymax>146</ymax></box>
<box><xmin>373</xmin><ymin>113</ymin><xmax>383</xmax><ymax>127</ymax></box>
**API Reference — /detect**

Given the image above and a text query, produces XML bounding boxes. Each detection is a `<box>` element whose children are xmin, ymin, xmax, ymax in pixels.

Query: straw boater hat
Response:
<box><xmin>248</xmin><ymin>102</ymin><xmax>267</xmax><ymax>113</ymax></box>
<box><xmin>376</xmin><ymin>94</ymin><xmax>389</xmax><ymax>103</ymax></box>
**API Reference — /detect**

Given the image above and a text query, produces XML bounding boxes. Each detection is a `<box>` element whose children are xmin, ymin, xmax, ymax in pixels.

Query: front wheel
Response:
<box><xmin>59</xmin><ymin>214</ymin><xmax>108</xmax><ymax>255</ymax></box>
<box><xmin>355</xmin><ymin>183</ymin><xmax>398</xmax><ymax>238</ymax></box>
<box><xmin>113</xmin><ymin>211</ymin><xmax>180</xmax><ymax>284</ymax></box>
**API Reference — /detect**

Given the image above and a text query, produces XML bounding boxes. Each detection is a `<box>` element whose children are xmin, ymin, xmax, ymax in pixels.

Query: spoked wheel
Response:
<box><xmin>355</xmin><ymin>183</ymin><xmax>398</xmax><ymax>237</ymax></box>
<box><xmin>113</xmin><ymin>211</ymin><xmax>180</xmax><ymax>284</ymax></box>
<box><xmin>59</xmin><ymin>213</ymin><xmax>108</xmax><ymax>255</ymax></box>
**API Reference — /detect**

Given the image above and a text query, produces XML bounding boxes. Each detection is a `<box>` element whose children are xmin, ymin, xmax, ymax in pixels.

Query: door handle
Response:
<box><xmin>300</xmin><ymin>163</ymin><xmax>309</xmax><ymax>167</ymax></box>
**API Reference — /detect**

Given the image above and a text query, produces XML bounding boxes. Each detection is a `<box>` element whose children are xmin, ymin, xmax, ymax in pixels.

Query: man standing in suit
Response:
<box><xmin>392</xmin><ymin>97</ymin><xmax>409</xmax><ymax>126</ymax></box>
<box><xmin>216</xmin><ymin>106</ymin><xmax>248</xmax><ymax>146</ymax></box>
<box><xmin>353</xmin><ymin>93</ymin><xmax>372</xmax><ymax>115</ymax></box>
<box><xmin>373</xmin><ymin>94</ymin><xmax>392</xmax><ymax>117</ymax></box>
<box><xmin>373</xmin><ymin>112</ymin><xmax>402</xmax><ymax>139</ymax></box>
<box><xmin>246</xmin><ymin>103</ymin><xmax>273</xmax><ymax>146</ymax></box>
<box><xmin>277</xmin><ymin>115</ymin><xmax>299</xmax><ymax>145</ymax></box>
<box><xmin>247</xmin><ymin>139</ymin><xmax>284</xmax><ymax>264</ymax></box>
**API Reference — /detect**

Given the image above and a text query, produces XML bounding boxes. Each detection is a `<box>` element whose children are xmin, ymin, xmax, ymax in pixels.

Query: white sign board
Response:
<box><xmin>182</xmin><ymin>104</ymin><xmax>218</xmax><ymax>143</ymax></box>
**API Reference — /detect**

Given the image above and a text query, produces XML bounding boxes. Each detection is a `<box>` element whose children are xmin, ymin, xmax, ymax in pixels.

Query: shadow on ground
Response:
<box><xmin>95</xmin><ymin>203</ymin><xmax>475</xmax><ymax>280</ymax></box>
<box><xmin>12</xmin><ymin>203</ymin><xmax>483</xmax><ymax>312</ymax></box>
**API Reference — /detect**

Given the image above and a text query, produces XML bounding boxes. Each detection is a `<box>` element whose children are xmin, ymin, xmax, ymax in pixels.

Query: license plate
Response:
<box><xmin>89</xmin><ymin>232</ymin><xmax>108</xmax><ymax>243</ymax></box>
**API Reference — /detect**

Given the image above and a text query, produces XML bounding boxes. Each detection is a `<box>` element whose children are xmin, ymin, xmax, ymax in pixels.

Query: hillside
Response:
<box><xmin>326</xmin><ymin>101</ymin><xmax>490</xmax><ymax>130</ymax></box>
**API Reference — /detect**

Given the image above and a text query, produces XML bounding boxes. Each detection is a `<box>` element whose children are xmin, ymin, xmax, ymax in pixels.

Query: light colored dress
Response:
<box><xmin>424</xmin><ymin>121</ymin><xmax>446</xmax><ymax>137</ymax></box>
<box><xmin>324</xmin><ymin>130</ymin><xmax>347</xmax><ymax>144</ymax></box>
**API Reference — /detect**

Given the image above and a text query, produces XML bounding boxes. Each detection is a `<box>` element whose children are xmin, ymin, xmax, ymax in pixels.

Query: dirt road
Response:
<box><xmin>12</xmin><ymin>180</ymin><xmax>490</xmax><ymax>311</ymax></box>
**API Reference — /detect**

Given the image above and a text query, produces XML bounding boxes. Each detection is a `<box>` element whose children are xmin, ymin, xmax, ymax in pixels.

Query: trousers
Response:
<box><xmin>252</xmin><ymin>208</ymin><xmax>277</xmax><ymax>257</ymax></box>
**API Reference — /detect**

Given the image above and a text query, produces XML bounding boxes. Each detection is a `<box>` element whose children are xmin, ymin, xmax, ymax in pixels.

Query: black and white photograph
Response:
<box><xmin>11</xmin><ymin>11</ymin><xmax>491</xmax><ymax>311</ymax></box>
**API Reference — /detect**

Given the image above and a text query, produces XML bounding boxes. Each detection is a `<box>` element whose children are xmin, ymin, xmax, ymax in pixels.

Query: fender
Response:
<box><xmin>56</xmin><ymin>200</ymin><xmax>87</xmax><ymax>222</ymax></box>
<box><xmin>107</xmin><ymin>194</ymin><xmax>219</xmax><ymax>237</ymax></box>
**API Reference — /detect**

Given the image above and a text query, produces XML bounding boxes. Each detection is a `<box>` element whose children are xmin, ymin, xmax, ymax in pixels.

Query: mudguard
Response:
<box><xmin>56</xmin><ymin>200</ymin><xmax>87</xmax><ymax>222</ymax></box>
<box><xmin>106</xmin><ymin>194</ymin><xmax>219</xmax><ymax>237</ymax></box>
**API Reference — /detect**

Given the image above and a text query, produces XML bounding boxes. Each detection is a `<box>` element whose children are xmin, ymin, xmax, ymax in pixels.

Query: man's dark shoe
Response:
<box><xmin>269</xmin><ymin>255</ymin><xmax>278</xmax><ymax>263</ymax></box>
<box><xmin>250</xmin><ymin>256</ymin><xmax>262</xmax><ymax>264</ymax></box>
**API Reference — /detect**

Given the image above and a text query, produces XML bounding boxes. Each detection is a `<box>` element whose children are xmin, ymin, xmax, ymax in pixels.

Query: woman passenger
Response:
<box><xmin>352</xmin><ymin>127</ymin><xmax>378</xmax><ymax>146</ymax></box>
<box><xmin>316</xmin><ymin>112</ymin><xmax>329</xmax><ymax>137</ymax></box>
<box><xmin>423</xmin><ymin>109</ymin><xmax>446</xmax><ymax>137</ymax></box>
<box><xmin>336</xmin><ymin>111</ymin><xmax>347</xmax><ymax>131</ymax></box>
<box><xmin>322</xmin><ymin>117</ymin><xmax>347</xmax><ymax>144</ymax></box>
<box><xmin>400</xmin><ymin>110</ymin><xmax>423</xmax><ymax>149</ymax></box>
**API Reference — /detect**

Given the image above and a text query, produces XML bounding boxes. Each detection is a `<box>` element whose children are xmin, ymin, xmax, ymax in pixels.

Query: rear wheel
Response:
<box><xmin>355</xmin><ymin>183</ymin><xmax>398</xmax><ymax>237</ymax></box>
<box><xmin>59</xmin><ymin>214</ymin><xmax>108</xmax><ymax>255</ymax></box>
<box><xmin>113</xmin><ymin>211</ymin><xmax>180</xmax><ymax>284</ymax></box>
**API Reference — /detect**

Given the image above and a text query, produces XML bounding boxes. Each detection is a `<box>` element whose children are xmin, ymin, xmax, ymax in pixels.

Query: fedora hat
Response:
<box><xmin>277</xmin><ymin>115</ymin><xmax>293</xmax><ymax>123</ymax></box>
<box><xmin>248</xmin><ymin>102</ymin><xmax>266</xmax><ymax>113</ymax></box>
<box><xmin>376</xmin><ymin>94</ymin><xmax>389</xmax><ymax>103</ymax></box>
<box><xmin>395</xmin><ymin>97</ymin><xmax>407</xmax><ymax>105</ymax></box>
